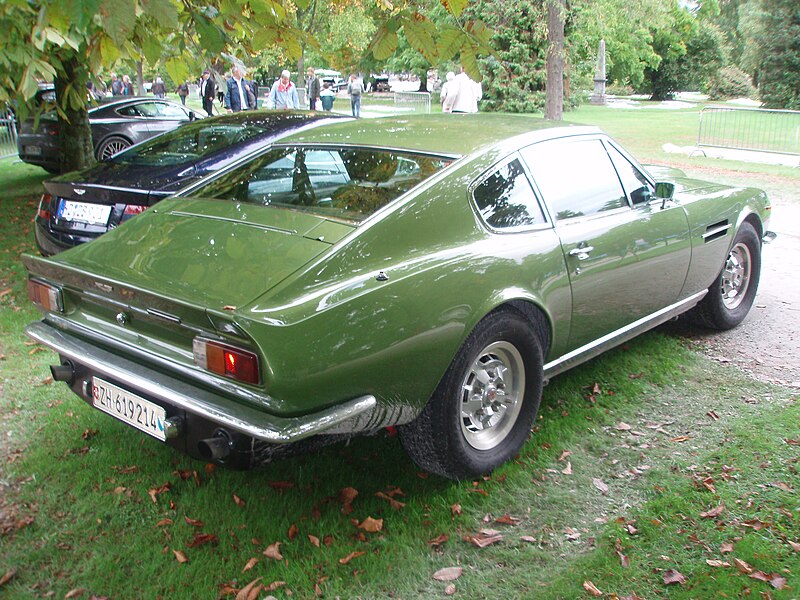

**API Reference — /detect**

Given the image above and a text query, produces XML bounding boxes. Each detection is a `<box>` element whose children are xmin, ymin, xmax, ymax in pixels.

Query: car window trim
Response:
<box><xmin>601</xmin><ymin>138</ymin><xmax>659</xmax><ymax>209</ymax></box>
<box><xmin>468</xmin><ymin>151</ymin><xmax>553</xmax><ymax>235</ymax></box>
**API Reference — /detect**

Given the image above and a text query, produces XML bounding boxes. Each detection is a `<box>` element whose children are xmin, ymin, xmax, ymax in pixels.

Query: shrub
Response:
<box><xmin>706</xmin><ymin>66</ymin><xmax>757</xmax><ymax>100</ymax></box>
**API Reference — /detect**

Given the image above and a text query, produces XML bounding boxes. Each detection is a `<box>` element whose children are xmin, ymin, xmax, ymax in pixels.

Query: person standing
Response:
<box><xmin>200</xmin><ymin>70</ymin><xmax>216</xmax><ymax>116</ymax></box>
<box><xmin>177</xmin><ymin>81</ymin><xmax>189</xmax><ymax>105</ymax></box>
<box><xmin>306</xmin><ymin>67</ymin><xmax>321</xmax><ymax>110</ymax></box>
<box><xmin>225</xmin><ymin>66</ymin><xmax>257</xmax><ymax>112</ymax></box>
<box><xmin>443</xmin><ymin>67</ymin><xmax>482</xmax><ymax>114</ymax></box>
<box><xmin>122</xmin><ymin>75</ymin><xmax>134</xmax><ymax>96</ymax></box>
<box><xmin>347</xmin><ymin>73</ymin><xmax>364</xmax><ymax>118</ymax></box>
<box><xmin>265</xmin><ymin>70</ymin><xmax>300</xmax><ymax>110</ymax></box>
<box><xmin>319</xmin><ymin>82</ymin><xmax>336</xmax><ymax>111</ymax></box>
<box><xmin>109</xmin><ymin>73</ymin><xmax>123</xmax><ymax>96</ymax></box>
<box><xmin>440</xmin><ymin>71</ymin><xmax>455</xmax><ymax>112</ymax></box>
<box><xmin>151</xmin><ymin>76</ymin><xmax>166</xmax><ymax>98</ymax></box>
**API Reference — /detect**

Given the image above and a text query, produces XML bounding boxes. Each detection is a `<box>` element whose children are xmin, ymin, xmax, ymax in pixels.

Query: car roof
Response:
<box><xmin>278</xmin><ymin>113</ymin><xmax>601</xmax><ymax>157</ymax></box>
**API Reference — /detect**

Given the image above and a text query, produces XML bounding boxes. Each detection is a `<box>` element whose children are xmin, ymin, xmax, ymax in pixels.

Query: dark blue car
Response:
<box><xmin>34</xmin><ymin>111</ymin><xmax>348</xmax><ymax>255</ymax></box>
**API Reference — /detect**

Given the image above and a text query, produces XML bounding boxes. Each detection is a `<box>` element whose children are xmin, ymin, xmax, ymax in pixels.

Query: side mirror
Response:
<box><xmin>655</xmin><ymin>182</ymin><xmax>675</xmax><ymax>209</ymax></box>
<box><xmin>189</xmin><ymin>111</ymin><xmax>196</xmax><ymax>121</ymax></box>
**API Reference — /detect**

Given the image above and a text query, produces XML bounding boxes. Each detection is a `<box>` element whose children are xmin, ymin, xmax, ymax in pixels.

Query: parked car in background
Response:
<box><xmin>17</xmin><ymin>96</ymin><xmax>203</xmax><ymax>173</ymax></box>
<box><xmin>34</xmin><ymin>111</ymin><xmax>347</xmax><ymax>256</ymax></box>
<box><xmin>24</xmin><ymin>114</ymin><xmax>773</xmax><ymax>480</ymax></box>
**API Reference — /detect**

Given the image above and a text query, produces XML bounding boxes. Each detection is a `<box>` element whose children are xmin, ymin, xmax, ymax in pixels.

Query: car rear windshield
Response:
<box><xmin>192</xmin><ymin>146</ymin><xmax>452</xmax><ymax>223</ymax></box>
<box><xmin>109</xmin><ymin>120</ymin><xmax>272</xmax><ymax>167</ymax></box>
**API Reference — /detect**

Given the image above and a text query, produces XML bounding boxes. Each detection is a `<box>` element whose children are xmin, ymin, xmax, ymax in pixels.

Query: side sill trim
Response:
<box><xmin>25</xmin><ymin>321</ymin><xmax>376</xmax><ymax>443</ymax></box>
<box><xmin>543</xmin><ymin>291</ymin><xmax>707</xmax><ymax>379</ymax></box>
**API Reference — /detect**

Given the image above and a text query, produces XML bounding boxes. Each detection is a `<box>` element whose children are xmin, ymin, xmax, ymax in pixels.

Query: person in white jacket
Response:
<box><xmin>443</xmin><ymin>67</ymin><xmax>482</xmax><ymax>113</ymax></box>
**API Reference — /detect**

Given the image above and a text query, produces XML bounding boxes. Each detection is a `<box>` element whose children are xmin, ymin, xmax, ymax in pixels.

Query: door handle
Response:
<box><xmin>568</xmin><ymin>245</ymin><xmax>594</xmax><ymax>260</ymax></box>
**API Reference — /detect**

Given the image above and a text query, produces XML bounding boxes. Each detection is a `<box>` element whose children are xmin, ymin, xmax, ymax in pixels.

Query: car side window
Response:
<box><xmin>606</xmin><ymin>143</ymin><xmax>655</xmax><ymax>205</ymax></box>
<box><xmin>521</xmin><ymin>139</ymin><xmax>627</xmax><ymax>220</ymax></box>
<box><xmin>116</xmin><ymin>105</ymin><xmax>144</xmax><ymax>117</ymax></box>
<box><xmin>154</xmin><ymin>102</ymin><xmax>191</xmax><ymax>120</ymax></box>
<box><xmin>472</xmin><ymin>158</ymin><xmax>545</xmax><ymax>231</ymax></box>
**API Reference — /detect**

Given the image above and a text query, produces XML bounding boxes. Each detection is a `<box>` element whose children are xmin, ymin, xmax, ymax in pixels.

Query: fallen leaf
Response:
<box><xmin>148</xmin><ymin>482</ymin><xmax>172</xmax><ymax>504</ymax></box>
<box><xmin>242</xmin><ymin>558</ymin><xmax>258</xmax><ymax>573</ymax></box>
<box><xmin>0</xmin><ymin>569</ymin><xmax>17</xmax><ymax>587</ymax></box>
<box><xmin>663</xmin><ymin>569</ymin><xmax>687</xmax><ymax>585</ymax></box>
<box><xmin>700</xmin><ymin>503</ymin><xmax>725</xmax><ymax>518</ymax></box>
<box><xmin>432</xmin><ymin>567</ymin><xmax>463</xmax><ymax>581</ymax></box>
<box><xmin>561</xmin><ymin>461</ymin><xmax>573</xmax><ymax>475</ymax></box>
<box><xmin>308</xmin><ymin>534</ymin><xmax>320</xmax><ymax>548</ymax></box>
<box><xmin>615</xmin><ymin>538</ymin><xmax>629</xmax><ymax>568</ymax></box>
<box><xmin>670</xmin><ymin>436</ymin><xmax>690</xmax><ymax>443</ymax></box>
<box><xmin>357</xmin><ymin>517</ymin><xmax>383</xmax><ymax>533</ymax></box>
<box><xmin>235</xmin><ymin>578</ymin><xmax>263</xmax><ymax>600</ymax></box>
<box><xmin>721</xmin><ymin>542</ymin><xmax>735</xmax><ymax>553</ymax></box>
<box><xmin>428</xmin><ymin>534</ymin><xmax>449</xmax><ymax>548</ymax></box>
<box><xmin>173</xmin><ymin>550</ymin><xmax>188</xmax><ymax>563</ymax></box>
<box><xmin>495</xmin><ymin>514</ymin><xmax>521</xmax><ymax>525</ymax></box>
<box><xmin>338</xmin><ymin>551</ymin><xmax>366</xmax><ymax>565</ymax></box>
<box><xmin>233</xmin><ymin>494</ymin><xmax>246</xmax><ymax>507</ymax></box>
<box><xmin>263</xmin><ymin>542</ymin><xmax>283</xmax><ymax>560</ymax></box>
<box><xmin>184</xmin><ymin>516</ymin><xmax>204</xmax><ymax>527</ymax></box>
<box><xmin>789</xmin><ymin>541</ymin><xmax>800</xmax><ymax>552</ymax></box>
<box><xmin>741</xmin><ymin>518</ymin><xmax>768</xmax><ymax>530</ymax></box>
<box><xmin>771</xmin><ymin>575</ymin><xmax>787</xmax><ymax>590</ymax></box>
<box><xmin>375</xmin><ymin>491</ymin><xmax>405</xmax><ymax>510</ymax></box>
<box><xmin>451</xmin><ymin>504</ymin><xmax>462</xmax><ymax>517</ymax></box>
<box><xmin>592</xmin><ymin>478</ymin><xmax>609</xmax><ymax>495</ymax></box>
<box><xmin>700</xmin><ymin>477</ymin><xmax>717</xmax><ymax>494</ymax></box>
<box><xmin>265</xmin><ymin>581</ymin><xmax>287</xmax><ymax>592</ymax></box>
<box><xmin>445</xmin><ymin>584</ymin><xmax>456</xmax><ymax>595</ymax></box>
<box><xmin>583</xmin><ymin>580</ymin><xmax>603</xmax><ymax>596</ymax></box>
<box><xmin>706</xmin><ymin>560</ymin><xmax>730</xmax><ymax>568</ymax></box>
<box><xmin>706</xmin><ymin>410</ymin><xmax>720</xmax><ymax>421</ymax></box>
<box><xmin>520</xmin><ymin>536</ymin><xmax>537</xmax><ymax>543</ymax></box>
<box><xmin>64</xmin><ymin>588</ymin><xmax>86</xmax><ymax>598</ymax></box>
<box><xmin>464</xmin><ymin>530</ymin><xmax>504</xmax><ymax>548</ymax></box>
<box><xmin>749</xmin><ymin>570</ymin><xmax>771</xmax><ymax>583</ymax></box>
<box><xmin>187</xmin><ymin>533</ymin><xmax>218</xmax><ymax>548</ymax></box>
<box><xmin>734</xmin><ymin>558</ymin><xmax>753</xmax><ymax>574</ymax></box>
<box><xmin>155</xmin><ymin>518</ymin><xmax>173</xmax><ymax>527</ymax></box>
<box><xmin>615</xmin><ymin>422</ymin><xmax>632</xmax><ymax>431</ymax></box>
<box><xmin>558</xmin><ymin>449</ymin><xmax>572</xmax><ymax>461</ymax></box>
<box><xmin>288</xmin><ymin>523</ymin><xmax>299</xmax><ymax>540</ymax></box>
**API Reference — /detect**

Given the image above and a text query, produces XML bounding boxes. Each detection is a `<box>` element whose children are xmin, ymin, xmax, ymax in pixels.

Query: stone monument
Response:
<box><xmin>590</xmin><ymin>39</ymin><xmax>607</xmax><ymax>105</ymax></box>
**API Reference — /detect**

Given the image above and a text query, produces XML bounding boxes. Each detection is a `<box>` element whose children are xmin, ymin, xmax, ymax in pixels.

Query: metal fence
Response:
<box><xmin>698</xmin><ymin>106</ymin><xmax>800</xmax><ymax>155</ymax></box>
<box><xmin>393</xmin><ymin>91</ymin><xmax>432</xmax><ymax>114</ymax></box>
<box><xmin>1</xmin><ymin>105</ymin><xmax>18</xmax><ymax>158</ymax></box>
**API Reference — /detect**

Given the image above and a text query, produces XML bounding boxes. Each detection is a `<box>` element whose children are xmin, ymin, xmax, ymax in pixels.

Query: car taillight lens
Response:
<box><xmin>28</xmin><ymin>279</ymin><xmax>64</xmax><ymax>312</ymax></box>
<box><xmin>192</xmin><ymin>338</ymin><xmax>260</xmax><ymax>385</ymax></box>
<box><xmin>121</xmin><ymin>204</ymin><xmax>147</xmax><ymax>222</ymax></box>
<box><xmin>37</xmin><ymin>194</ymin><xmax>53</xmax><ymax>220</ymax></box>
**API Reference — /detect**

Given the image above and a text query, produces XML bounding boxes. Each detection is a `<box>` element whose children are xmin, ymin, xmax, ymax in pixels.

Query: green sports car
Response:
<box><xmin>24</xmin><ymin>112</ymin><xmax>774</xmax><ymax>480</ymax></box>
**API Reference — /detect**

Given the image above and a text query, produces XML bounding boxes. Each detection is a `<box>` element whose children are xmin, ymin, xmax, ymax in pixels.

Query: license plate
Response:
<box><xmin>57</xmin><ymin>199</ymin><xmax>112</xmax><ymax>226</ymax></box>
<box><xmin>92</xmin><ymin>377</ymin><xmax>167</xmax><ymax>441</ymax></box>
<box><xmin>25</xmin><ymin>145</ymin><xmax>42</xmax><ymax>156</ymax></box>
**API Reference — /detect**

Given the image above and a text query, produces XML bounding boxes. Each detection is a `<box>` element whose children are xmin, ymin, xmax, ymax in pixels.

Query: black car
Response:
<box><xmin>17</xmin><ymin>96</ymin><xmax>203</xmax><ymax>173</ymax></box>
<box><xmin>34</xmin><ymin>111</ymin><xmax>348</xmax><ymax>256</ymax></box>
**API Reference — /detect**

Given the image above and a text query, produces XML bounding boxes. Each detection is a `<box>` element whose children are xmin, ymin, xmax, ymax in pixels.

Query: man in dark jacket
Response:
<box><xmin>200</xmin><ymin>70</ymin><xmax>216</xmax><ymax>116</ymax></box>
<box><xmin>225</xmin><ymin>66</ymin><xmax>257</xmax><ymax>112</ymax></box>
<box><xmin>306</xmin><ymin>67</ymin><xmax>321</xmax><ymax>110</ymax></box>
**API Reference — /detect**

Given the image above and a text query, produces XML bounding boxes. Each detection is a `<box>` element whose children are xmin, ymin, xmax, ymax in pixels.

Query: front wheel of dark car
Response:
<box><xmin>689</xmin><ymin>222</ymin><xmax>762</xmax><ymax>330</ymax></box>
<box><xmin>96</xmin><ymin>136</ymin><xmax>131</xmax><ymax>161</ymax></box>
<box><xmin>398</xmin><ymin>309</ymin><xmax>543</xmax><ymax>480</ymax></box>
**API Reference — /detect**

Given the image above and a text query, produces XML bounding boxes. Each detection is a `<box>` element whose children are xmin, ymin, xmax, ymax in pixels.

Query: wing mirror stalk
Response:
<box><xmin>655</xmin><ymin>182</ymin><xmax>675</xmax><ymax>210</ymax></box>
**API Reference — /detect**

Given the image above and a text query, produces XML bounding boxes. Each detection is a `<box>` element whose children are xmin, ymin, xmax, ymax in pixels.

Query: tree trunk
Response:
<box><xmin>545</xmin><ymin>0</ymin><xmax>565</xmax><ymax>120</ymax></box>
<box><xmin>55</xmin><ymin>53</ymin><xmax>95</xmax><ymax>173</ymax></box>
<box><xmin>417</xmin><ymin>70</ymin><xmax>429</xmax><ymax>93</ymax></box>
<box><xmin>136</xmin><ymin>60</ymin><xmax>145</xmax><ymax>95</ymax></box>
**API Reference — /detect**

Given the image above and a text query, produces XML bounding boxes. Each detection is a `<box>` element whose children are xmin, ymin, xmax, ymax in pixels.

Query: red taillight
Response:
<box><xmin>37</xmin><ymin>194</ymin><xmax>53</xmax><ymax>220</ymax></box>
<box><xmin>193</xmin><ymin>338</ymin><xmax>260</xmax><ymax>385</ymax></box>
<box><xmin>122</xmin><ymin>204</ymin><xmax>147</xmax><ymax>220</ymax></box>
<box><xmin>27</xmin><ymin>279</ymin><xmax>63</xmax><ymax>312</ymax></box>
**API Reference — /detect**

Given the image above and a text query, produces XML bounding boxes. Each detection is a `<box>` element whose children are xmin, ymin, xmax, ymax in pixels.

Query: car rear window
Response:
<box><xmin>109</xmin><ymin>121</ymin><xmax>272</xmax><ymax>167</ymax></box>
<box><xmin>193</xmin><ymin>146</ymin><xmax>452</xmax><ymax>223</ymax></box>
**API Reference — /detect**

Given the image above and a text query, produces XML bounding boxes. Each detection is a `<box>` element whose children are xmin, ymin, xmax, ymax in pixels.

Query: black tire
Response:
<box><xmin>689</xmin><ymin>222</ymin><xmax>761</xmax><ymax>330</ymax></box>
<box><xmin>96</xmin><ymin>136</ymin><xmax>131</xmax><ymax>161</ymax></box>
<box><xmin>398</xmin><ymin>309</ymin><xmax>544</xmax><ymax>480</ymax></box>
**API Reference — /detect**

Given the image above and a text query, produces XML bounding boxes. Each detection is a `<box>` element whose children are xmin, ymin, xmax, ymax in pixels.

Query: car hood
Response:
<box><xmin>44</xmin><ymin>197</ymin><xmax>356</xmax><ymax>310</ymax></box>
<box><xmin>47</xmin><ymin>161</ymin><xmax>199</xmax><ymax>199</ymax></box>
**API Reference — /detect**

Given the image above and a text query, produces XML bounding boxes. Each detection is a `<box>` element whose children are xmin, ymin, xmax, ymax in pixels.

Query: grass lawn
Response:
<box><xmin>0</xmin><ymin>102</ymin><xmax>798</xmax><ymax>599</ymax></box>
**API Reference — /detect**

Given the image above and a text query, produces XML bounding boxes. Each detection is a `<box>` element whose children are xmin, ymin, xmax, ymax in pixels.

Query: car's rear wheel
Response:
<box><xmin>398</xmin><ymin>309</ymin><xmax>543</xmax><ymax>480</ymax></box>
<box><xmin>96</xmin><ymin>136</ymin><xmax>131</xmax><ymax>160</ymax></box>
<box><xmin>689</xmin><ymin>222</ymin><xmax>761</xmax><ymax>330</ymax></box>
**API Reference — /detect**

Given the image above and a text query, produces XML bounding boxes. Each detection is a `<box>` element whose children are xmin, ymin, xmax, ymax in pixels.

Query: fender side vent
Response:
<box><xmin>701</xmin><ymin>220</ymin><xmax>731</xmax><ymax>244</ymax></box>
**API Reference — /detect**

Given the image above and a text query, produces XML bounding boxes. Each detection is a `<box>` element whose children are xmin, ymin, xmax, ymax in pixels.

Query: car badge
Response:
<box><xmin>116</xmin><ymin>312</ymin><xmax>130</xmax><ymax>326</ymax></box>
<box><xmin>74</xmin><ymin>188</ymin><xmax>86</xmax><ymax>196</ymax></box>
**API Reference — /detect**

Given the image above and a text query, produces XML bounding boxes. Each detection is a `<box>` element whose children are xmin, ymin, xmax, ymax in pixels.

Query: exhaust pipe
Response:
<box><xmin>50</xmin><ymin>361</ymin><xmax>75</xmax><ymax>384</ymax></box>
<box><xmin>198</xmin><ymin>430</ymin><xmax>232</xmax><ymax>462</ymax></box>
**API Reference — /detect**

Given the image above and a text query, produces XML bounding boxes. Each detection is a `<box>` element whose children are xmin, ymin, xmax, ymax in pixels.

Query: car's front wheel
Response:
<box><xmin>689</xmin><ymin>221</ymin><xmax>762</xmax><ymax>330</ymax></box>
<box><xmin>96</xmin><ymin>136</ymin><xmax>131</xmax><ymax>161</ymax></box>
<box><xmin>398</xmin><ymin>309</ymin><xmax>543</xmax><ymax>480</ymax></box>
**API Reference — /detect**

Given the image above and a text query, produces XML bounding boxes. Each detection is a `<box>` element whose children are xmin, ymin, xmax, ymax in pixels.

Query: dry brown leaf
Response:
<box><xmin>721</xmin><ymin>542</ymin><xmax>735</xmax><ymax>553</ymax></box>
<box><xmin>64</xmin><ymin>589</ymin><xmax>85</xmax><ymax>599</ymax></box>
<box><xmin>428</xmin><ymin>534</ymin><xmax>449</xmax><ymax>548</ymax></box>
<box><xmin>789</xmin><ymin>540</ymin><xmax>800</xmax><ymax>552</ymax></box>
<box><xmin>615</xmin><ymin>538</ymin><xmax>630</xmax><ymax>568</ymax></box>
<box><xmin>308</xmin><ymin>534</ymin><xmax>320</xmax><ymax>548</ymax></box>
<box><xmin>263</xmin><ymin>542</ymin><xmax>283</xmax><ymax>560</ymax></box>
<box><xmin>464</xmin><ymin>530</ymin><xmax>504</xmax><ymax>548</ymax></box>
<box><xmin>148</xmin><ymin>482</ymin><xmax>172</xmax><ymax>504</ymax></box>
<box><xmin>558</xmin><ymin>449</ymin><xmax>572</xmax><ymax>461</ymax></box>
<box><xmin>561</xmin><ymin>461</ymin><xmax>573</xmax><ymax>475</ymax></box>
<box><xmin>771</xmin><ymin>575</ymin><xmax>787</xmax><ymax>590</ymax></box>
<box><xmin>187</xmin><ymin>533</ymin><xmax>218</xmax><ymax>548</ymax></box>
<box><xmin>338</xmin><ymin>551</ymin><xmax>366</xmax><ymax>565</ymax></box>
<box><xmin>520</xmin><ymin>536</ymin><xmax>537</xmax><ymax>543</ymax></box>
<box><xmin>264</xmin><ymin>581</ymin><xmax>287</xmax><ymax>592</ymax></box>
<box><xmin>155</xmin><ymin>518</ymin><xmax>173</xmax><ymax>527</ymax></box>
<box><xmin>375</xmin><ymin>491</ymin><xmax>405</xmax><ymax>510</ymax></box>
<box><xmin>734</xmin><ymin>558</ymin><xmax>753</xmax><ymax>574</ymax></box>
<box><xmin>495</xmin><ymin>514</ymin><xmax>521</xmax><ymax>525</ymax></box>
<box><xmin>339</xmin><ymin>487</ymin><xmax>358</xmax><ymax>504</ymax></box>
<box><xmin>288</xmin><ymin>523</ymin><xmax>299</xmax><ymax>540</ymax></box>
<box><xmin>233</xmin><ymin>494</ymin><xmax>246</xmax><ymax>507</ymax></box>
<box><xmin>670</xmin><ymin>436</ymin><xmax>690</xmax><ymax>443</ymax></box>
<box><xmin>706</xmin><ymin>560</ymin><xmax>730</xmax><ymax>568</ymax></box>
<box><xmin>700</xmin><ymin>503</ymin><xmax>725</xmax><ymax>519</ymax></box>
<box><xmin>358</xmin><ymin>517</ymin><xmax>383</xmax><ymax>533</ymax></box>
<box><xmin>615</xmin><ymin>422</ymin><xmax>632</xmax><ymax>431</ymax></box>
<box><xmin>235</xmin><ymin>578</ymin><xmax>263</xmax><ymax>600</ymax></box>
<box><xmin>0</xmin><ymin>569</ymin><xmax>17</xmax><ymax>587</ymax></box>
<box><xmin>445</xmin><ymin>584</ymin><xmax>456</xmax><ymax>595</ymax></box>
<box><xmin>583</xmin><ymin>581</ymin><xmax>603</xmax><ymax>596</ymax></box>
<box><xmin>701</xmin><ymin>477</ymin><xmax>716</xmax><ymax>494</ymax></box>
<box><xmin>184</xmin><ymin>516</ymin><xmax>204</xmax><ymax>527</ymax></box>
<box><xmin>741</xmin><ymin>518</ymin><xmax>768</xmax><ymax>530</ymax></box>
<box><xmin>242</xmin><ymin>557</ymin><xmax>259</xmax><ymax>573</ymax></box>
<box><xmin>663</xmin><ymin>569</ymin><xmax>687</xmax><ymax>585</ymax></box>
<box><xmin>433</xmin><ymin>567</ymin><xmax>463</xmax><ymax>581</ymax></box>
<box><xmin>451</xmin><ymin>504</ymin><xmax>462</xmax><ymax>517</ymax></box>
<box><xmin>592</xmin><ymin>478</ymin><xmax>609</xmax><ymax>495</ymax></box>
<box><xmin>173</xmin><ymin>549</ymin><xmax>189</xmax><ymax>563</ymax></box>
